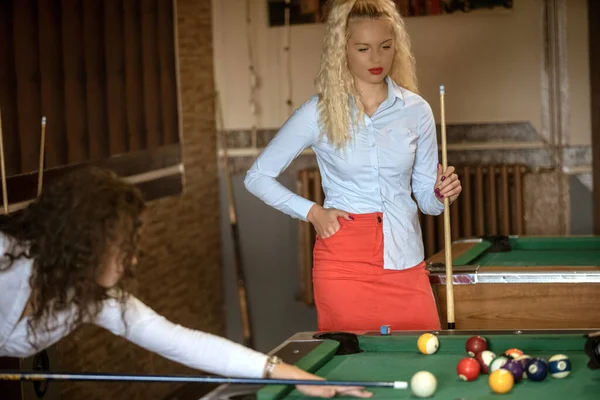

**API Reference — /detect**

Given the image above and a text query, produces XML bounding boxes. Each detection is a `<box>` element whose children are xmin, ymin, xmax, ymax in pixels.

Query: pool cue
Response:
<box><xmin>37</xmin><ymin>117</ymin><xmax>46</xmax><ymax>196</ymax></box>
<box><xmin>439</xmin><ymin>85</ymin><xmax>455</xmax><ymax>330</ymax></box>
<box><xmin>222</xmin><ymin>136</ymin><xmax>254</xmax><ymax>349</ymax></box>
<box><xmin>215</xmin><ymin>91</ymin><xmax>254</xmax><ymax>349</ymax></box>
<box><xmin>585</xmin><ymin>331</ymin><xmax>600</xmax><ymax>338</ymax></box>
<box><xmin>0</xmin><ymin>371</ymin><xmax>409</xmax><ymax>389</ymax></box>
<box><xmin>0</xmin><ymin>108</ymin><xmax>8</xmax><ymax>214</ymax></box>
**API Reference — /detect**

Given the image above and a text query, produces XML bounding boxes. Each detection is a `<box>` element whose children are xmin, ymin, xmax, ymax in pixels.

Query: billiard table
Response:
<box><xmin>425</xmin><ymin>236</ymin><xmax>600</xmax><ymax>330</ymax></box>
<box><xmin>203</xmin><ymin>330</ymin><xmax>600</xmax><ymax>399</ymax></box>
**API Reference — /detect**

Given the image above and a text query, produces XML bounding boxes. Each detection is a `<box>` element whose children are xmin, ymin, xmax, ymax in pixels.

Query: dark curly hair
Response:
<box><xmin>0</xmin><ymin>167</ymin><xmax>145</xmax><ymax>347</ymax></box>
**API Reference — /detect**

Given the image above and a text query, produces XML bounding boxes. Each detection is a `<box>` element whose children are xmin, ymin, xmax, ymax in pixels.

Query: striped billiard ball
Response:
<box><xmin>549</xmin><ymin>354</ymin><xmax>571</xmax><ymax>379</ymax></box>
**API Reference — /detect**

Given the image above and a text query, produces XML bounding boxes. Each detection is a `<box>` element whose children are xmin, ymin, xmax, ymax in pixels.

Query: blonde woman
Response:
<box><xmin>245</xmin><ymin>0</ymin><xmax>462</xmax><ymax>332</ymax></box>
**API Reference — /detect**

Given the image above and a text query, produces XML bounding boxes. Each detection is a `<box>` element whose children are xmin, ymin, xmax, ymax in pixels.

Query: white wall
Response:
<box><xmin>212</xmin><ymin>0</ymin><xmax>591</xmax><ymax>145</ymax></box>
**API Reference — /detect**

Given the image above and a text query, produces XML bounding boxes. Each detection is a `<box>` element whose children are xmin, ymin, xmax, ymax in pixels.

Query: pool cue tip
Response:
<box><xmin>393</xmin><ymin>381</ymin><xmax>408</xmax><ymax>389</ymax></box>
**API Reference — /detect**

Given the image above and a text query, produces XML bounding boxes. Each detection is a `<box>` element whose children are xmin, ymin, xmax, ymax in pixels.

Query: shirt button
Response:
<box><xmin>387</xmin><ymin>128</ymin><xmax>392</xmax><ymax>133</ymax></box>
<box><xmin>371</xmin><ymin>142</ymin><xmax>376</xmax><ymax>147</ymax></box>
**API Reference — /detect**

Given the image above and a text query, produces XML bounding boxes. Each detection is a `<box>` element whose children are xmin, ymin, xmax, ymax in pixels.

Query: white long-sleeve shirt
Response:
<box><xmin>244</xmin><ymin>77</ymin><xmax>444</xmax><ymax>270</ymax></box>
<box><xmin>0</xmin><ymin>234</ymin><xmax>268</xmax><ymax>378</ymax></box>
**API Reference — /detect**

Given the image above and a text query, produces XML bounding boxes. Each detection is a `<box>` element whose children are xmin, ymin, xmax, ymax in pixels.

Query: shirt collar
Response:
<box><xmin>385</xmin><ymin>75</ymin><xmax>405</xmax><ymax>106</ymax></box>
<box><xmin>349</xmin><ymin>76</ymin><xmax>405</xmax><ymax>113</ymax></box>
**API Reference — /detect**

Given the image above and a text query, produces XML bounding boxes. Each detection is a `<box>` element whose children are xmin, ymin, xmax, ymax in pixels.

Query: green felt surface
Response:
<box><xmin>453</xmin><ymin>237</ymin><xmax>600</xmax><ymax>267</ymax></box>
<box><xmin>258</xmin><ymin>334</ymin><xmax>599</xmax><ymax>400</ymax></box>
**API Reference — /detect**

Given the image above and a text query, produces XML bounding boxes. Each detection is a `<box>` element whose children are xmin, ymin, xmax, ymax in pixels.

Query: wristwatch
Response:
<box><xmin>264</xmin><ymin>355</ymin><xmax>282</xmax><ymax>378</ymax></box>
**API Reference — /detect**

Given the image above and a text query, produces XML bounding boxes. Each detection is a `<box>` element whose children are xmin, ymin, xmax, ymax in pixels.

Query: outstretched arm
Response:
<box><xmin>95</xmin><ymin>295</ymin><xmax>372</xmax><ymax>398</ymax></box>
<box><xmin>95</xmin><ymin>295</ymin><xmax>268</xmax><ymax>378</ymax></box>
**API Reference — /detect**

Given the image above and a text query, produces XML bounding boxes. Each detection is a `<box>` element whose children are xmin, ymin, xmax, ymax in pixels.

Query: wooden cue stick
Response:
<box><xmin>215</xmin><ymin>92</ymin><xmax>254</xmax><ymax>349</ymax></box>
<box><xmin>37</xmin><ymin>117</ymin><xmax>47</xmax><ymax>197</ymax></box>
<box><xmin>222</xmin><ymin>141</ymin><xmax>254</xmax><ymax>349</ymax></box>
<box><xmin>439</xmin><ymin>85</ymin><xmax>455</xmax><ymax>330</ymax></box>
<box><xmin>0</xmin><ymin>108</ymin><xmax>8</xmax><ymax>214</ymax></box>
<box><xmin>0</xmin><ymin>371</ymin><xmax>408</xmax><ymax>389</ymax></box>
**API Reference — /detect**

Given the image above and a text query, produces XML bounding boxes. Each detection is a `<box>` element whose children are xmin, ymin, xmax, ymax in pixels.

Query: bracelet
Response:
<box><xmin>264</xmin><ymin>355</ymin><xmax>282</xmax><ymax>378</ymax></box>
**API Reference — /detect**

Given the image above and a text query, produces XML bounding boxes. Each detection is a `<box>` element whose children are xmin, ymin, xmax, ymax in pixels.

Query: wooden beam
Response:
<box><xmin>3</xmin><ymin>144</ymin><xmax>182</xmax><ymax>206</ymax></box>
<box><xmin>591</xmin><ymin>0</ymin><xmax>600</xmax><ymax>234</ymax></box>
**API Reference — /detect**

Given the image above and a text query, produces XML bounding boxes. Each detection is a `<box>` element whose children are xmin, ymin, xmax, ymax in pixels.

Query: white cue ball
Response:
<box><xmin>410</xmin><ymin>371</ymin><xmax>437</xmax><ymax>398</ymax></box>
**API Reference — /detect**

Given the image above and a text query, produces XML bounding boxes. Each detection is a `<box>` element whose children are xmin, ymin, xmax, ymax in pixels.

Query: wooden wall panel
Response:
<box><xmin>0</xmin><ymin>0</ymin><xmax>180</xmax><ymax>181</ymax></box>
<box><xmin>13</xmin><ymin>0</ymin><xmax>41</xmax><ymax>173</ymax></box>
<box><xmin>39</xmin><ymin>0</ymin><xmax>68</xmax><ymax>168</ymax></box>
<box><xmin>62</xmin><ymin>0</ymin><xmax>89</xmax><ymax>163</ymax></box>
<box><xmin>158</xmin><ymin>0</ymin><xmax>179</xmax><ymax>145</ymax></box>
<box><xmin>124</xmin><ymin>0</ymin><xmax>145</xmax><ymax>152</ymax></box>
<box><xmin>141</xmin><ymin>0</ymin><xmax>162</xmax><ymax>148</ymax></box>
<box><xmin>104</xmin><ymin>0</ymin><xmax>128</xmax><ymax>154</ymax></box>
<box><xmin>0</xmin><ymin>0</ymin><xmax>20</xmax><ymax>176</ymax></box>
<box><xmin>83</xmin><ymin>0</ymin><xmax>109</xmax><ymax>161</ymax></box>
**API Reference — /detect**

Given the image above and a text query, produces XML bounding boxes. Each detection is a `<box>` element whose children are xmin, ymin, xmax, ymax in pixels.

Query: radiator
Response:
<box><xmin>296</xmin><ymin>164</ymin><xmax>528</xmax><ymax>305</ymax></box>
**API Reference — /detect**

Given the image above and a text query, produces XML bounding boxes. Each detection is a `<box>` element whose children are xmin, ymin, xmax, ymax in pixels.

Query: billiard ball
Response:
<box><xmin>525</xmin><ymin>358</ymin><xmax>548</xmax><ymax>381</ymax></box>
<box><xmin>475</xmin><ymin>350</ymin><xmax>496</xmax><ymax>374</ymax></box>
<box><xmin>417</xmin><ymin>333</ymin><xmax>439</xmax><ymax>355</ymax></box>
<box><xmin>501</xmin><ymin>359</ymin><xmax>524</xmax><ymax>383</ymax></box>
<box><xmin>457</xmin><ymin>357</ymin><xmax>481</xmax><ymax>381</ymax></box>
<box><xmin>465</xmin><ymin>335</ymin><xmax>488</xmax><ymax>357</ymax></box>
<box><xmin>514</xmin><ymin>354</ymin><xmax>532</xmax><ymax>379</ymax></box>
<box><xmin>410</xmin><ymin>371</ymin><xmax>437</xmax><ymax>398</ymax></box>
<box><xmin>380</xmin><ymin>325</ymin><xmax>391</xmax><ymax>335</ymax></box>
<box><xmin>548</xmin><ymin>354</ymin><xmax>571</xmax><ymax>379</ymax></box>
<box><xmin>489</xmin><ymin>355</ymin><xmax>509</xmax><ymax>373</ymax></box>
<box><xmin>489</xmin><ymin>369</ymin><xmax>514</xmax><ymax>394</ymax></box>
<box><xmin>504</xmin><ymin>348</ymin><xmax>524</xmax><ymax>359</ymax></box>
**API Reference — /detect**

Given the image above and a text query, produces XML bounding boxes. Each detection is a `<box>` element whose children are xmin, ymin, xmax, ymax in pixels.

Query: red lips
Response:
<box><xmin>368</xmin><ymin>67</ymin><xmax>383</xmax><ymax>75</ymax></box>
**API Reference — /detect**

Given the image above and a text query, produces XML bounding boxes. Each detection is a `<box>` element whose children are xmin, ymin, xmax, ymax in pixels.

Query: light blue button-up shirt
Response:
<box><xmin>244</xmin><ymin>76</ymin><xmax>444</xmax><ymax>270</ymax></box>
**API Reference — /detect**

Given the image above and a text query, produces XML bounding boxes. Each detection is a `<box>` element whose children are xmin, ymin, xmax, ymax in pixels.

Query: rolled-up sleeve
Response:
<box><xmin>244</xmin><ymin>98</ymin><xmax>319</xmax><ymax>221</ymax></box>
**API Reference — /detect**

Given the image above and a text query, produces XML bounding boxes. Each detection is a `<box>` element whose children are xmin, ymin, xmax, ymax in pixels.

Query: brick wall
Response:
<box><xmin>55</xmin><ymin>1</ymin><xmax>223</xmax><ymax>399</ymax></box>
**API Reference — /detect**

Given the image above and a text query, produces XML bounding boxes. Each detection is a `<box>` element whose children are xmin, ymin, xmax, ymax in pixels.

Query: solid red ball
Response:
<box><xmin>457</xmin><ymin>357</ymin><xmax>481</xmax><ymax>381</ymax></box>
<box><xmin>466</xmin><ymin>335</ymin><xmax>488</xmax><ymax>357</ymax></box>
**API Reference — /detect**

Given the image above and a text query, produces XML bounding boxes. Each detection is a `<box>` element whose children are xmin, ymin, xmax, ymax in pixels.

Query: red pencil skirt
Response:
<box><xmin>312</xmin><ymin>212</ymin><xmax>441</xmax><ymax>332</ymax></box>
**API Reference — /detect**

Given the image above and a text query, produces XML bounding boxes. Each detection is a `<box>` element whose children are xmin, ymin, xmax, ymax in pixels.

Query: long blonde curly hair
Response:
<box><xmin>315</xmin><ymin>0</ymin><xmax>417</xmax><ymax>148</ymax></box>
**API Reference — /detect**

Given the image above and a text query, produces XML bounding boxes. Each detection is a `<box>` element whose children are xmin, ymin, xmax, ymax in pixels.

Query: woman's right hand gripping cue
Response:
<box><xmin>307</xmin><ymin>205</ymin><xmax>353</xmax><ymax>239</ymax></box>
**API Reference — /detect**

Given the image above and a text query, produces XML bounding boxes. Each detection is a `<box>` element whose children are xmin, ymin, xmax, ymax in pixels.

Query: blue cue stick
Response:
<box><xmin>0</xmin><ymin>371</ymin><xmax>408</xmax><ymax>389</ymax></box>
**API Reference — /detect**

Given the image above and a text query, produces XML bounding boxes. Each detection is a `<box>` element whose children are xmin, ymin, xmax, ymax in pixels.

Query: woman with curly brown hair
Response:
<box><xmin>0</xmin><ymin>168</ymin><xmax>371</xmax><ymax>399</ymax></box>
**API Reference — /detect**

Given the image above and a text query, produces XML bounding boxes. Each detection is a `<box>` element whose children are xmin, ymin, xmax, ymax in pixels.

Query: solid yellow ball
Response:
<box><xmin>489</xmin><ymin>369</ymin><xmax>514</xmax><ymax>394</ymax></box>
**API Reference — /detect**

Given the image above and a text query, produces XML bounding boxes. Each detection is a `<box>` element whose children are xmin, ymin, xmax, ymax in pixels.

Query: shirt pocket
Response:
<box><xmin>380</xmin><ymin>126</ymin><xmax>418</xmax><ymax>175</ymax></box>
<box><xmin>314</xmin><ymin>135</ymin><xmax>372</xmax><ymax>181</ymax></box>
